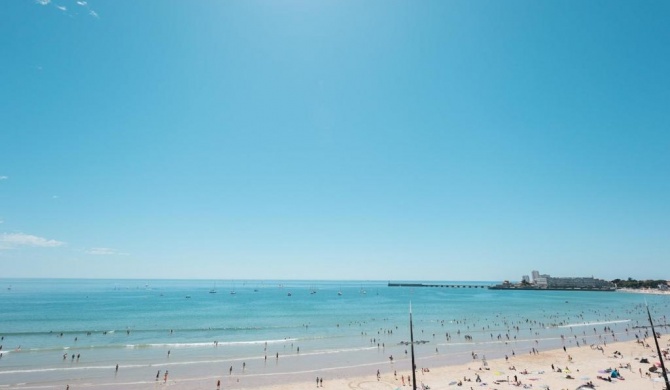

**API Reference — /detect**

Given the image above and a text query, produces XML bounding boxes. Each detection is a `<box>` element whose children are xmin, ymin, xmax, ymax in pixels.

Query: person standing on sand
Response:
<box><xmin>320</xmin><ymin>377</ymin><xmax>323</xmax><ymax>387</ymax></box>
<box><xmin>164</xmin><ymin>370</ymin><xmax>168</xmax><ymax>383</ymax></box>
<box><xmin>217</xmin><ymin>379</ymin><xmax>220</xmax><ymax>389</ymax></box>
<box><xmin>156</xmin><ymin>370</ymin><xmax>160</xmax><ymax>381</ymax></box>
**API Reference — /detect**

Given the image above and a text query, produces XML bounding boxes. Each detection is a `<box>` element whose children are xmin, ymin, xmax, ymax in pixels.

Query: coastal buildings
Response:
<box><xmin>490</xmin><ymin>270</ymin><xmax>616</xmax><ymax>291</ymax></box>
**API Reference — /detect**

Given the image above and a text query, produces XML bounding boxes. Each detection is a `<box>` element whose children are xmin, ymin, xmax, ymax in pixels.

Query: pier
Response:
<box><xmin>388</xmin><ymin>282</ymin><xmax>490</xmax><ymax>289</ymax></box>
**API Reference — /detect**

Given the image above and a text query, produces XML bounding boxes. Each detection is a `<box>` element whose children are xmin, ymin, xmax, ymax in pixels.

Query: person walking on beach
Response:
<box><xmin>164</xmin><ymin>370</ymin><xmax>168</xmax><ymax>383</ymax></box>
<box><xmin>217</xmin><ymin>379</ymin><xmax>220</xmax><ymax>389</ymax></box>
<box><xmin>156</xmin><ymin>370</ymin><xmax>160</xmax><ymax>381</ymax></box>
<box><xmin>320</xmin><ymin>377</ymin><xmax>323</xmax><ymax>387</ymax></box>
<box><xmin>115</xmin><ymin>364</ymin><xmax>118</xmax><ymax>374</ymax></box>
<box><xmin>316</xmin><ymin>377</ymin><xmax>319</xmax><ymax>387</ymax></box>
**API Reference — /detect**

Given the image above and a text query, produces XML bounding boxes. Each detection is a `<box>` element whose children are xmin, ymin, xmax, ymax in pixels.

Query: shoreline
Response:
<box><xmin>13</xmin><ymin>338</ymin><xmax>668</xmax><ymax>389</ymax></box>
<box><xmin>4</xmin><ymin>332</ymin><xmax>668</xmax><ymax>389</ymax></box>
<box><xmin>617</xmin><ymin>288</ymin><xmax>670</xmax><ymax>296</ymax></box>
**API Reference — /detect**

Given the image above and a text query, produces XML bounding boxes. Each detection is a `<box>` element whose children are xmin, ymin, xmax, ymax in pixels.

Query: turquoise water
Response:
<box><xmin>0</xmin><ymin>279</ymin><xmax>668</xmax><ymax>388</ymax></box>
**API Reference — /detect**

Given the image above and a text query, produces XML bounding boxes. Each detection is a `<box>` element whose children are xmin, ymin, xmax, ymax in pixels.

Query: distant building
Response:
<box><xmin>528</xmin><ymin>270</ymin><xmax>614</xmax><ymax>289</ymax></box>
<box><xmin>531</xmin><ymin>270</ymin><xmax>540</xmax><ymax>282</ymax></box>
<box><xmin>491</xmin><ymin>269</ymin><xmax>615</xmax><ymax>291</ymax></box>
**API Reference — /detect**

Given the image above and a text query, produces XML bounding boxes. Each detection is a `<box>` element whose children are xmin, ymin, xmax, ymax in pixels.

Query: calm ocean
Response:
<box><xmin>0</xmin><ymin>279</ymin><xmax>668</xmax><ymax>388</ymax></box>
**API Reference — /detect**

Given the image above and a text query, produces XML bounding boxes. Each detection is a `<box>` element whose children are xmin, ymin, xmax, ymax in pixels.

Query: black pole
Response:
<box><xmin>410</xmin><ymin>303</ymin><xmax>417</xmax><ymax>390</ymax></box>
<box><xmin>647</xmin><ymin>304</ymin><xmax>670</xmax><ymax>390</ymax></box>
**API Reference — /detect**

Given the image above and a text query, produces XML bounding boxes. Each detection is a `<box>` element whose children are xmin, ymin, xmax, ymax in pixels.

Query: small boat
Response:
<box><xmin>287</xmin><ymin>292</ymin><xmax>292</xmax><ymax>296</ymax></box>
<box><xmin>185</xmin><ymin>295</ymin><xmax>191</xmax><ymax>299</ymax></box>
<box><xmin>209</xmin><ymin>289</ymin><xmax>217</xmax><ymax>294</ymax></box>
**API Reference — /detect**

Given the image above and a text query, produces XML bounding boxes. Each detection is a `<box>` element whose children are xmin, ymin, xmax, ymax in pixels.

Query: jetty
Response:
<box><xmin>388</xmin><ymin>282</ymin><xmax>490</xmax><ymax>289</ymax></box>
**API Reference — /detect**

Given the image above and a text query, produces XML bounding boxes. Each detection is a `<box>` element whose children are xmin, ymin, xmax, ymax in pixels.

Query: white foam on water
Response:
<box><xmin>556</xmin><ymin>319</ymin><xmax>631</xmax><ymax>328</ymax></box>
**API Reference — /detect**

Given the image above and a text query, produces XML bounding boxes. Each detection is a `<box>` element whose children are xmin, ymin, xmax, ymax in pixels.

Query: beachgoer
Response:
<box><xmin>164</xmin><ymin>370</ymin><xmax>168</xmax><ymax>383</ymax></box>
<box><xmin>217</xmin><ymin>379</ymin><xmax>220</xmax><ymax>389</ymax></box>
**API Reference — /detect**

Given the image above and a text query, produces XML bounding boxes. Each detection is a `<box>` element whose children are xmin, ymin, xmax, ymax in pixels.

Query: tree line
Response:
<box><xmin>610</xmin><ymin>278</ymin><xmax>668</xmax><ymax>289</ymax></box>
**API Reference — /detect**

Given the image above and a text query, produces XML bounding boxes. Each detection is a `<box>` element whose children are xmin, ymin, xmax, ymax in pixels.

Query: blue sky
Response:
<box><xmin>1</xmin><ymin>0</ymin><xmax>668</xmax><ymax>281</ymax></box>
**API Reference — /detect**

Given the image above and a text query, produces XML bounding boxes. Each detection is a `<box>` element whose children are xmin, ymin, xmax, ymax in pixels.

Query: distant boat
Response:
<box><xmin>287</xmin><ymin>292</ymin><xmax>292</xmax><ymax>296</ymax></box>
<box><xmin>230</xmin><ymin>290</ymin><xmax>236</xmax><ymax>295</ymax></box>
<box><xmin>209</xmin><ymin>289</ymin><xmax>217</xmax><ymax>294</ymax></box>
<box><xmin>185</xmin><ymin>295</ymin><xmax>191</xmax><ymax>299</ymax></box>
<box><xmin>338</xmin><ymin>290</ymin><xmax>342</xmax><ymax>296</ymax></box>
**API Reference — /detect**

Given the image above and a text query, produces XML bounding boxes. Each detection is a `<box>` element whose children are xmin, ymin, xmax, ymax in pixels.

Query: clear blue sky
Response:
<box><xmin>1</xmin><ymin>0</ymin><xmax>668</xmax><ymax>281</ymax></box>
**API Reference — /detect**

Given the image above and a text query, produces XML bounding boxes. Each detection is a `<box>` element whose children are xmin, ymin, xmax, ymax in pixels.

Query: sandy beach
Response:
<box><xmin>44</xmin><ymin>336</ymin><xmax>666</xmax><ymax>390</ymax></box>
<box><xmin>232</xmin><ymin>339</ymin><xmax>667</xmax><ymax>390</ymax></box>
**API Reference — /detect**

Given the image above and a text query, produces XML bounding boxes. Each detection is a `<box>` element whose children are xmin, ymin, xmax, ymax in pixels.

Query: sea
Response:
<box><xmin>0</xmin><ymin>279</ymin><xmax>668</xmax><ymax>389</ymax></box>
